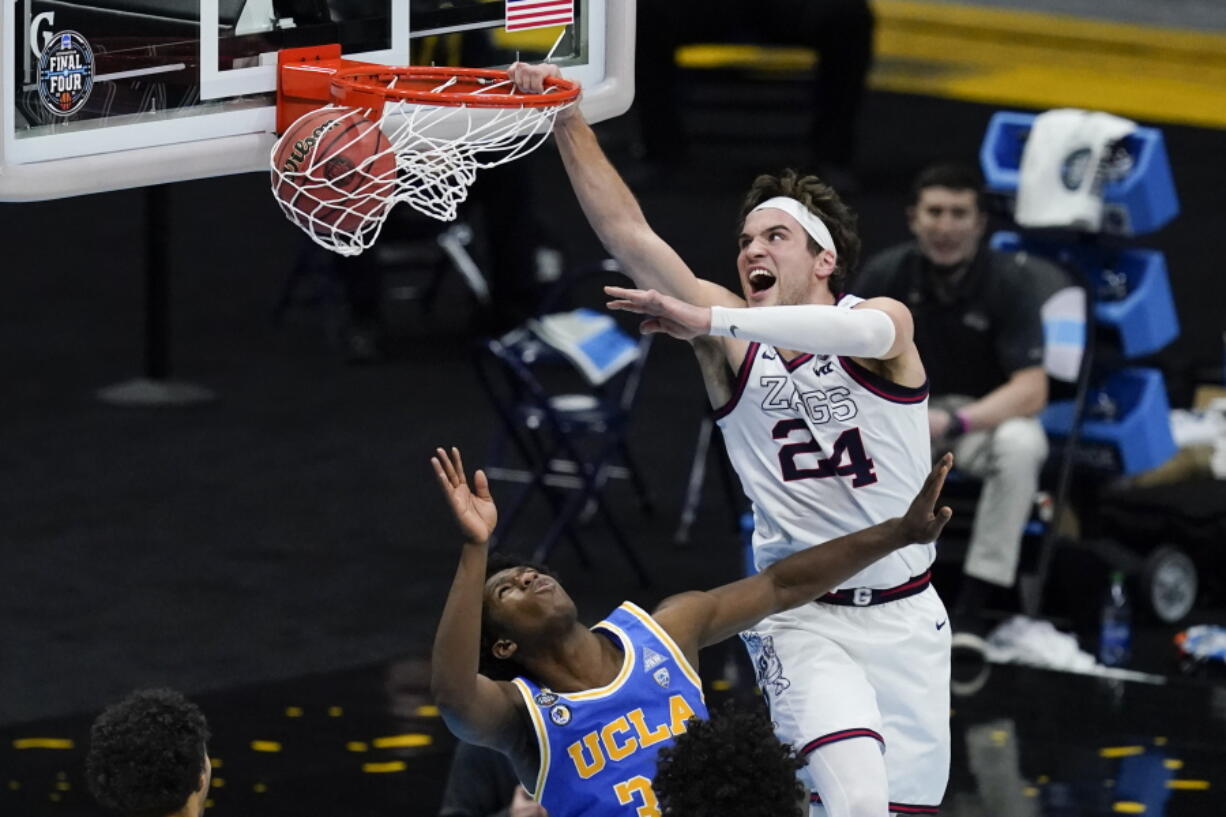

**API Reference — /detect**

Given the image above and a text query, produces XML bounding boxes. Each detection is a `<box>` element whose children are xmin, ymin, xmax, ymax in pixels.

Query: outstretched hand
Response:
<box><xmin>898</xmin><ymin>453</ymin><xmax>954</xmax><ymax>544</ymax></box>
<box><xmin>605</xmin><ymin>285</ymin><xmax>712</xmax><ymax>340</ymax></box>
<box><xmin>431</xmin><ymin>447</ymin><xmax>498</xmax><ymax>545</ymax></box>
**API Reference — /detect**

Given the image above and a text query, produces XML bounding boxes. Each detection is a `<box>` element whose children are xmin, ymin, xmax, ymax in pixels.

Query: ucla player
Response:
<box><xmin>509</xmin><ymin>62</ymin><xmax>950</xmax><ymax>817</ymax></box>
<box><xmin>429</xmin><ymin>447</ymin><xmax>952</xmax><ymax>817</ymax></box>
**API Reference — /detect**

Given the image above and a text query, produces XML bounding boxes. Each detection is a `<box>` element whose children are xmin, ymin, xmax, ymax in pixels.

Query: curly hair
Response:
<box><xmin>86</xmin><ymin>688</ymin><xmax>210</xmax><ymax>817</ymax></box>
<box><xmin>478</xmin><ymin>553</ymin><xmax>560</xmax><ymax>681</ymax></box>
<box><xmin>739</xmin><ymin>169</ymin><xmax>862</xmax><ymax>295</ymax></box>
<box><xmin>654</xmin><ymin>700</ymin><xmax>805</xmax><ymax>817</ymax></box>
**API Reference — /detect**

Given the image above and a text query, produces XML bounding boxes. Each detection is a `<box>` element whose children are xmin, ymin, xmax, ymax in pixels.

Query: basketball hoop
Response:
<box><xmin>270</xmin><ymin>48</ymin><xmax>580</xmax><ymax>256</ymax></box>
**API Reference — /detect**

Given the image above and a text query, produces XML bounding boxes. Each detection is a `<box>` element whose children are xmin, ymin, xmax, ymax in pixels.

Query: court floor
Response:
<box><xmin>4</xmin><ymin>652</ymin><xmax>1224</xmax><ymax>816</ymax></box>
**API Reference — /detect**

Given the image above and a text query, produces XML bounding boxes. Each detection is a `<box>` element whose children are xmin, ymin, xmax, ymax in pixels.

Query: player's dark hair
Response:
<box><xmin>740</xmin><ymin>169</ymin><xmax>861</xmax><ymax>294</ymax></box>
<box><xmin>654</xmin><ymin>700</ymin><xmax>806</xmax><ymax>817</ymax></box>
<box><xmin>86</xmin><ymin>688</ymin><xmax>210</xmax><ymax>817</ymax></box>
<box><xmin>479</xmin><ymin>553</ymin><xmax>560</xmax><ymax>681</ymax></box>
<box><xmin>909</xmin><ymin>162</ymin><xmax>986</xmax><ymax>210</ymax></box>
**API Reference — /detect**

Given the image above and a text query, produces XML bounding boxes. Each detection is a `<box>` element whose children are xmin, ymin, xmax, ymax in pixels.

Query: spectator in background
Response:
<box><xmin>86</xmin><ymin>688</ymin><xmax>212</xmax><ymax>817</ymax></box>
<box><xmin>635</xmin><ymin>0</ymin><xmax>874</xmax><ymax>188</ymax></box>
<box><xmin>857</xmin><ymin>163</ymin><xmax>1057</xmax><ymax>653</ymax></box>
<box><xmin>439</xmin><ymin>741</ymin><xmax>547</xmax><ymax>817</ymax></box>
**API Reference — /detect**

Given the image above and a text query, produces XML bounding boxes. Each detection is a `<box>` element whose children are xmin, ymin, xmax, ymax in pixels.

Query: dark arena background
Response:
<box><xmin>3</xmin><ymin>1</ymin><xmax>1226</xmax><ymax>816</ymax></box>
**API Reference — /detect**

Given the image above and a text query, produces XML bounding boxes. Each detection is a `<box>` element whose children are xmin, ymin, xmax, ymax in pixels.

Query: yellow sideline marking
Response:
<box><xmin>328</xmin><ymin>706</ymin><xmax>344</xmax><ymax>717</ymax></box>
<box><xmin>12</xmin><ymin>739</ymin><xmax>73</xmax><ymax>750</ymax></box>
<box><xmin>251</xmin><ymin>741</ymin><xmax>282</xmax><ymax>753</ymax></box>
<box><xmin>285</xmin><ymin>706</ymin><xmax>303</xmax><ymax>718</ymax></box>
<box><xmin>1099</xmin><ymin>746</ymin><xmax>1145</xmax><ymax>758</ymax></box>
<box><xmin>372</xmin><ymin>734</ymin><xmax>433</xmax><ymax>749</ymax></box>
<box><xmin>1112</xmin><ymin>803</ymin><xmax>1145</xmax><ymax>814</ymax></box>
<box><xmin>672</xmin><ymin>0</ymin><xmax>1226</xmax><ymax>129</ymax></box>
<box><xmin>1164</xmin><ymin>759</ymin><xmax>1184</xmax><ymax>770</ymax></box>
<box><xmin>1167</xmin><ymin>780</ymin><xmax>1210</xmax><ymax>790</ymax></box>
<box><xmin>363</xmin><ymin>761</ymin><xmax>407</xmax><ymax>773</ymax></box>
<box><xmin>347</xmin><ymin>741</ymin><xmax>369</xmax><ymax>752</ymax></box>
<box><xmin>415</xmin><ymin>705</ymin><xmax>440</xmax><ymax>717</ymax></box>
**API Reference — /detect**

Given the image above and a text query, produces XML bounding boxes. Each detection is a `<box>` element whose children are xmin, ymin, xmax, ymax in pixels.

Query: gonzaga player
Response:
<box><xmin>429</xmin><ymin>447</ymin><xmax>952</xmax><ymax>817</ymax></box>
<box><xmin>509</xmin><ymin>62</ymin><xmax>952</xmax><ymax>817</ymax></box>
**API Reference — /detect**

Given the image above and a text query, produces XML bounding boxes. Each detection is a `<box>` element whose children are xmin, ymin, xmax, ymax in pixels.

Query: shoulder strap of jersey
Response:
<box><xmin>614</xmin><ymin>602</ymin><xmax>704</xmax><ymax>693</ymax></box>
<box><xmin>510</xmin><ymin>678</ymin><xmax>551</xmax><ymax>800</ymax></box>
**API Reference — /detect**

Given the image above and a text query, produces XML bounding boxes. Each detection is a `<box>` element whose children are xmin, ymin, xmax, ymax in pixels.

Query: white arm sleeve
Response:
<box><xmin>709</xmin><ymin>304</ymin><xmax>897</xmax><ymax>358</ymax></box>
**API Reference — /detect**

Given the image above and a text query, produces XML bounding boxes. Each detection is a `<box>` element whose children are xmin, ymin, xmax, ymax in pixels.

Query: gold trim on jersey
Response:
<box><xmin>619</xmin><ymin>601</ymin><xmax>705</xmax><ymax>694</ymax></box>
<box><xmin>563</xmin><ymin>619</ymin><xmax>637</xmax><ymax>701</ymax></box>
<box><xmin>511</xmin><ymin>678</ymin><xmax>551</xmax><ymax>801</ymax></box>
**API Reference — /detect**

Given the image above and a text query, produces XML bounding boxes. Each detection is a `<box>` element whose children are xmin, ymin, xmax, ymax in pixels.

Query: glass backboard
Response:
<box><xmin>0</xmin><ymin>0</ymin><xmax>634</xmax><ymax>201</ymax></box>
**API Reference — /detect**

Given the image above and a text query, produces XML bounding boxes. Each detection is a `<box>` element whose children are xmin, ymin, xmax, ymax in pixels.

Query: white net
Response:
<box><xmin>269</xmin><ymin>74</ymin><xmax>577</xmax><ymax>257</ymax></box>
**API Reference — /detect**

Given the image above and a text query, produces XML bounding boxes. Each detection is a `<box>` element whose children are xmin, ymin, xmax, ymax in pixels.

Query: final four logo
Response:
<box><xmin>37</xmin><ymin>31</ymin><xmax>94</xmax><ymax>116</ymax></box>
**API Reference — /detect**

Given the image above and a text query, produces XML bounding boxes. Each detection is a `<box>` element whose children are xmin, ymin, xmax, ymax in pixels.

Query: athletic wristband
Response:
<box><xmin>948</xmin><ymin>410</ymin><xmax>971</xmax><ymax>437</ymax></box>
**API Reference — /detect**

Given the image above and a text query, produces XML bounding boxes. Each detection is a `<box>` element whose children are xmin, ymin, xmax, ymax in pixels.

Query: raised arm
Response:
<box><xmin>654</xmin><ymin>454</ymin><xmax>954</xmax><ymax>662</ymax></box>
<box><xmin>428</xmin><ymin>447</ymin><xmax>526</xmax><ymax>750</ymax></box>
<box><xmin>605</xmin><ymin>287</ymin><xmax>912</xmax><ymax>360</ymax></box>
<box><xmin>509</xmin><ymin>62</ymin><xmax>741</xmax><ymax>310</ymax></box>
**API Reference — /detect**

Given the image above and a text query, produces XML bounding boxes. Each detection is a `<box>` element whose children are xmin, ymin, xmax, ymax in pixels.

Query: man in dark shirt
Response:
<box><xmin>857</xmin><ymin>163</ymin><xmax>1057</xmax><ymax>643</ymax></box>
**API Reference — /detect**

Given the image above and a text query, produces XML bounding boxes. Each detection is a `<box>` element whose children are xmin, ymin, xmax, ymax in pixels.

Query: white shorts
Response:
<box><xmin>741</xmin><ymin>585</ymin><xmax>951</xmax><ymax>811</ymax></box>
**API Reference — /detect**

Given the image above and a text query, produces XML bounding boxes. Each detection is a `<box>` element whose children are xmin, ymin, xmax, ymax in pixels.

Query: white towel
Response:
<box><xmin>1014</xmin><ymin>109</ymin><xmax>1137</xmax><ymax>231</ymax></box>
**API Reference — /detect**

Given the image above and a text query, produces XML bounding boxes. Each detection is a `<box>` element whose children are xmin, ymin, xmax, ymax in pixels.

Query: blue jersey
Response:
<box><xmin>511</xmin><ymin>602</ymin><xmax>708</xmax><ymax>817</ymax></box>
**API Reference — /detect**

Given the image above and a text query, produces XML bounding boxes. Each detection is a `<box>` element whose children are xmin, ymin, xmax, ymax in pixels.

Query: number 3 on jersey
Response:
<box><xmin>772</xmin><ymin>420</ymin><xmax>878</xmax><ymax>487</ymax></box>
<box><xmin>613</xmin><ymin>776</ymin><xmax>660</xmax><ymax>817</ymax></box>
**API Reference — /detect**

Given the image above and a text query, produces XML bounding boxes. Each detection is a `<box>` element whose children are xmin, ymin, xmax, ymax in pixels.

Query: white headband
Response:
<box><xmin>751</xmin><ymin>196</ymin><xmax>837</xmax><ymax>257</ymax></box>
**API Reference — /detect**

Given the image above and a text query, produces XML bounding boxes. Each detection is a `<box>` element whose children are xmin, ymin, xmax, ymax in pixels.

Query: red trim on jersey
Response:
<box><xmin>817</xmin><ymin>571</ymin><xmax>932</xmax><ymax>606</ymax></box>
<box><xmin>713</xmin><ymin>342</ymin><xmax>759</xmax><ymax>420</ymax></box>
<box><xmin>782</xmin><ymin>352</ymin><xmax>814</xmax><ymax>371</ymax></box>
<box><xmin>799</xmin><ymin>728</ymin><xmax>884</xmax><ymax>758</ymax></box>
<box><xmin>838</xmin><ymin>356</ymin><xmax>929</xmax><ymax>404</ymax></box>
<box><xmin>810</xmin><ymin>794</ymin><xmax>940</xmax><ymax>814</ymax></box>
<box><xmin>888</xmin><ymin>804</ymin><xmax>941</xmax><ymax>814</ymax></box>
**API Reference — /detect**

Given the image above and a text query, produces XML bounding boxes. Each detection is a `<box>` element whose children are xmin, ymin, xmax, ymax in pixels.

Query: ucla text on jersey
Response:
<box><xmin>512</xmin><ymin>602</ymin><xmax>708</xmax><ymax>817</ymax></box>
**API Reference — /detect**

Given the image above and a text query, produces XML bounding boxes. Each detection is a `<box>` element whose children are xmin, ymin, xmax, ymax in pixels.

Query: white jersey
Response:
<box><xmin>715</xmin><ymin>294</ymin><xmax>934</xmax><ymax>590</ymax></box>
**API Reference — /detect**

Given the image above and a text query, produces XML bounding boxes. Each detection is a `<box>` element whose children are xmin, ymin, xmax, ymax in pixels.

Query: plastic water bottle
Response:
<box><xmin>1098</xmin><ymin>571</ymin><xmax>1132</xmax><ymax>667</ymax></box>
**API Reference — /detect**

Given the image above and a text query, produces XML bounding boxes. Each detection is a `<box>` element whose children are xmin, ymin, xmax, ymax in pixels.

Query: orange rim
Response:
<box><xmin>330</xmin><ymin>66</ymin><xmax>580</xmax><ymax>109</ymax></box>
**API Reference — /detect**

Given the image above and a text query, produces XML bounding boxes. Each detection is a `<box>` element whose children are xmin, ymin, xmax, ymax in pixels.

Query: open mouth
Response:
<box><xmin>747</xmin><ymin>268</ymin><xmax>777</xmax><ymax>295</ymax></box>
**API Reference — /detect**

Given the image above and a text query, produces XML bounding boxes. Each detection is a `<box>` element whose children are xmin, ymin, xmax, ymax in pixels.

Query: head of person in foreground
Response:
<box><xmin>654</xmin><ymin>700</ymin><xmax>806</xmax><ymax>817</ymax></box>
<box><xmin>86</xmin><ymin>688</ymin><xmax>212</xmax><ymax>817</ymax></box>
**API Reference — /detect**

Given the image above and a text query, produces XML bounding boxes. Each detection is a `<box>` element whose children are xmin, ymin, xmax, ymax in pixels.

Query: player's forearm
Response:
<box><xmin>429</xmin><ymin>541</ymin><xmax>488</xmax><ymax>712</ymax></box>
<box><xmin>554</xmin><ymin>118</ymin><xmax>650</xmax><ymax>259</ymax></box>
<box><xmin>763</xmin><ymin>519</ymin><xmax>909</xmax><ymax>610</ymax></box>
<box><xmin>708</xmin><ymin>304</ymin><xmax>895</xmax><ymax>358</ymax></box>
<box><xmin>960</xmin><ymin>367</ymin><xmax>1047</xmax><ymax>432</ymax></box>
<box><xmin>553</xmin><ymin>118</ymin><xmax>702</xmax><ymax>300</ymax></box>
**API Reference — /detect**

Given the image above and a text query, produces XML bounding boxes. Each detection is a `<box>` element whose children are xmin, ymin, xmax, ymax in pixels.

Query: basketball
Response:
<box><xmin>271</xmin><ymin>108</ymin><xmax>396</xmax><ymax>238</ymax></box>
